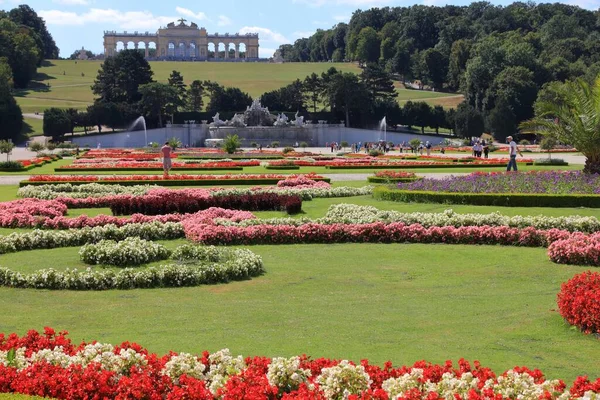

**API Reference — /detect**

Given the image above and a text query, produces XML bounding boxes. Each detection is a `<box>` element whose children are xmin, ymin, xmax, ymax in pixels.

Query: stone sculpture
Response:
<box><xmin>293</xmin><ymin>111</ymin><xmax>304</xmax><ymax>127</ymax></box>
<box><xmin>211</xmin><ymin>112</ymin><xmax>226</xmax><ymax>127</ymax></box>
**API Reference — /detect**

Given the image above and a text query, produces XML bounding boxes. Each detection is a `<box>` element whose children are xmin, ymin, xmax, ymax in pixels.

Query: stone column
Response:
<box><xmin>144</xmin><ymin>43</ymin><xmax>149</xmax><ymax>58</ymax></box>
<box><xmin>124</xmin><ymin>42</ymin><xmax>128</xmax><ymax>50</ymax></box>
<box><xmin>235</xmin><ymin>44</ymin><xmax>239</xmax><ymax>59</ymax></box>
<box><xmin>134</xmin><ymin>42</ymin><xmax>139</xmax><ymax>50</ymax></box>
<box><xmin>223</xmin><ymin>44</ymin><xmax>228</xmax><ymax>59</ymax></box>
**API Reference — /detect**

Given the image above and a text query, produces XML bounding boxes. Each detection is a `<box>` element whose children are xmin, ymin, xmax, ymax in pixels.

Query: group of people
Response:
<box><xmin>471</xmin><ymin>140</ymin><xmax>490</xmax><ymax>158</ymax></box>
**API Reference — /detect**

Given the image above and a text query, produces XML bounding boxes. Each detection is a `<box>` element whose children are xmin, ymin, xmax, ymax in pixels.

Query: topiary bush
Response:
<box><xmin>282</xmin><ymin>146</ymin><xmax>294</xmax><ymax>154</ymax></box>
<box><xmin>534</xmin><ymin>158</ymin><xmax>569</xmax><ymax>166</ymax></box>
<box><xmin>557</xmin><ymin>271</ymin><xmax>600</xmax><ymax>334</ymax></box>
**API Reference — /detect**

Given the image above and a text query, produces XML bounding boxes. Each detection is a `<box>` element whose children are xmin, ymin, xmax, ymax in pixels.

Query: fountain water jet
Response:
<box><xmin>128</xmin><ymin>116</ymin><xmax>147</xmax><ymax>147</ymax></box>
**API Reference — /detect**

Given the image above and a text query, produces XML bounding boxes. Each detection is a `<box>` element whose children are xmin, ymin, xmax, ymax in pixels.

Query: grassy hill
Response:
<box><xmin>16</xmin><ymin>60</ymin><xmax>463</xmax><ymax>135</ymax></box>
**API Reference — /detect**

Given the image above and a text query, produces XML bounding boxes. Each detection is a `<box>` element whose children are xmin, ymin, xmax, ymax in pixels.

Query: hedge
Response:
<box><xmin>264</xmin><ymin>165</ymin><xmax>301</xmax><ymax>170</ymax></box>
<box><xmin>54</xmin><ymin>167</ymin><xmax>244</xmax><ymax>172</ymax></box>
<box><xmin>326</xmin><ymin>163</ymin><xmax>534</xmax><ymax>170</ymax></box>
<box><xmin>177</xmin><ymin>155</ymin><xmax>284</xmax><ymax>160</ymax></box>
<box><xmin>366</xmin><ymin>177</ymin><xmax>423</xmax><ymax>184</ymax></box>
<box><xmin>19</xmin><ymin>177</ymin><xmax>332</xmax><ymax>187</ymax></box>
<box><xmin>372</xmin><ymin>186</ymin><xmax>600</xmax><ymax>208</ymax></box>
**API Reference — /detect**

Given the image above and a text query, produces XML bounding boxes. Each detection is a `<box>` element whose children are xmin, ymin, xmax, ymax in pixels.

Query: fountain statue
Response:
<box><xmin>293</xmin><ymin>111</ymin><xmax>304</xmax><ymax>127</ymax></box>
<box><xmin>244</xmin><ymin>98</ymin><xmax>274</xmax><ymax>126</ymax></box>
<box><xmin>230</xmin><ymin>113</ymin><xmax>245</xmax><ymax>127</ymax></box>
<box><xmin>274</xmin><ymin>113</ymin><xmax>288</xmax><ymax>126</ymax></box>
<box><xmin>211</xmin><ymin>112</ymin><xmax>226</xmax><ymax>127</ymax></box>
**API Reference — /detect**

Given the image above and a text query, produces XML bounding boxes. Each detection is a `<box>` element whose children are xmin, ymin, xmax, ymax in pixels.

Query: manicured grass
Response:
<box><xmin>0</xmin><ymin>243</ymin><xmax>598</xmax><ymax>382</ymax></box>
<box><xmin>14</xmin><ymin>60</ymin><xmax>462</xmax><ymax>113</ymax></box>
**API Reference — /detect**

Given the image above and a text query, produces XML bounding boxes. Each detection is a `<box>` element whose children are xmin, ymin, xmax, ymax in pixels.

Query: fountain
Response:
<box><xmin>129</xmin><ymin>116</ymin><xmax>147</xmax><ymax>147</ymax></box>
<box><xmin>379</xmin><ymin>116</ymin><xmax>387</xmax><ymax>142</ymax></box>
<box><xmin>244</xmin><ymin>98</ymin><xmax>274</xmax><ymax>126</ymax></box>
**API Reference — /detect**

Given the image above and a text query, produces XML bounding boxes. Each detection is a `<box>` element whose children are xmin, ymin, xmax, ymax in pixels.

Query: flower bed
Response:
<box><xmin>0</xmin><ymin>246</ymin><xmax>263</xmax><ymax>290</ymax></box>
<box><xmin>79</xmin><ymin>237</ymin><xmax>171</xmax><ymax>266</ymax></box>
<box><xmin>398</xmin><ymin>171</ymin><xmax>600</xmax><ymax>195</ymax></box>
<box><xmin>20</xmin><ymin>173</ymin><xmax>331</xmax><ymax>187</ymax></box>
<box><xmin>367</xmin><ymin>170</ymin><xmax>422</xmax><ymax>183</ymax></box>
<box><xmin>58</xmin><ymin>160</ymin><xmax>260</xmax><ymax>171</ymax></box>
<box><xmin>0</xmin><ymin>328</ymin><xmax>597</xmax><ymax>399</ymax></box>
<box><xmin>548</xmin><ymin>233</ymin><xmax>600</xmax><ymax>265</ymax></box>
<box><xmin>557</xmin><ymin>271</ymin><xmax>600</xmax><ymax>334</ymax></box>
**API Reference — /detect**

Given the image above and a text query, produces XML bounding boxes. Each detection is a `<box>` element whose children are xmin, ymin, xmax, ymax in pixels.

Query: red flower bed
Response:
<box><xmin>0</xmin><ymin>328</ymin><xmax>596</xmax><ymax>400</ymax></box>
<box><xmin>61</xmin><ymin>160</ymin><xmax>259</xmax><ymax>169</ymax></box>
<box><xmin>374</xmin><ymin>171</ymin><xmax>417</xmax><ymax>179</ymax></box>
<box><xmin>108</xmin><ymin>189</ymin><xmax>303</xmax><ymax>216</ymax></box>
<box><xmin>28</xmin><ymin>173</ymin><xmax>326</xmax><ymax>183</ymax></box>
<box><xmin>557</xmin><ymin>271</ymin><xmax>600</xmax><ymax>334</ymax></box>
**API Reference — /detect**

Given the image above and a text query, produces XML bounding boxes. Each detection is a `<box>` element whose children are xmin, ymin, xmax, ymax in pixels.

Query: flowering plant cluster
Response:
<box><xmin>548</xmin><ymin>233</ymin><xmax>600</xmax><ymax>265</ymax></box>
<box><xmin>556</xmin><ymin>271</ymin><xmax>600</xmax><ymax>334</ymax></box>
<box><xmin>61</xmin><ymin>160</ymin><xmax>259</xmax><ymax>170</ymax></box>
<box><xmin>18</xmin><ymin>183</ymin><xmax>154</xmax><ymax>200</ymax></box>
<box><xmin>373</xmin><ymin>171</ymin><xmax>417</xmax><ymax>179</ymax></box>
<box><xmin>0</xmin><ymin>245</ymin><xmax>263</xmax><ymax>290</ymax></box>
<box><xmin>397</xmin><ymin>171</ymin><xmax>600</xmax><ymax>195</ymax></box>
<box><xmin>277</xmin><ymin>176</ymin><xmax>331</xmax><ymax>188</ymax></box>
<box><xmin>0</xmin><ymin>328</ymin><xmax>597</xmax><ymax>399</ymax></box>
<box><xmin>79</xmin><ymin>237</ymin><xmax>171</xmax><ymax>266</ymax></box>
<box><xmin>26</xmin><ymin>173</ymin><xmax>328</xmax><ymax>183</ymax></box>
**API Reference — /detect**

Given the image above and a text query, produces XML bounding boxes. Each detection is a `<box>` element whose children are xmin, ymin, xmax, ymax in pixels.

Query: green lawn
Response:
<box><xmin>14</xmin><ymin>60</ymin><xmax>462</xmax><ymax>113</ymax></box>
<box><xmin>0</xmin><ymin>242</ymin><xmax>597</xmax><ymax>382</ymax></box>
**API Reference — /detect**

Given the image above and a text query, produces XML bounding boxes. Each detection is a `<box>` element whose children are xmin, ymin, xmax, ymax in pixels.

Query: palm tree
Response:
<box><xmin>520</xmin><ymin>77</ymin><xmax>600</xmax><ymax>174</ymax></box>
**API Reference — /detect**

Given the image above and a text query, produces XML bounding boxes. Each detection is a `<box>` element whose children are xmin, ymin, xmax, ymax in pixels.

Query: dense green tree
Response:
<box><xmin>187</xmin><ymin>80</ymin><xmax>204</xmax><ymax>112</ymax></box>
<box><xmin>8</xmin><ymin>5</ymin><xmax>58</xmax><ymax>59</ymax></box>
<box><xmin>92</xmin><ymin>50</ymin><xmax>153</xmax><ymax>104</ymax></box>
<box><xmin>355</xmin><ymin>27</ymin><xmax>380</xmax><ymax>64</ymax></box>
<box><xmin>139</xmin><ymin>82</ymin><xmax>179</xmax><ymax>128</ymax></box>
<box><xmin>486</xmin><ymin>66</ymin><xmax>537</xmax><ymax>121</ymax></box>
<box><xmin>167</xmin><ymin>70</ymin><xmax>187</xmax><ymax>113</ymax></box>
<box><xmin>360</xmin><ymin>63</ymin><xmax>397</xmax><ymax>101</ymax></box>
<box><xmin>520</xmin><ymin>76</ymin><xmax>600</xmax><ymax>173</ymax></box>
<box><xmin>422</xmin><ymin>48</ymin><xmax>448</xmax><ymax>90</ymax></box>
<box><xmin>431</xmin><ymin>105</ymin><xmax>446</xmax><ymax>134</ymax></box>
<box><xmin>204</xmin><ymin>82</ymin><xmax>253</xmax><ymax>114</ymax></box>
<box><xmin>323</xmin><ymin>72</ymin><xmax>370</xmax><ymax>127</ymax></box>
<box><xmin>448</xmin><ymin>40</ymin><xmax>472</xmax><ymax>90</ymax></box>
<box><xmin>454</xmin><ymin>102</ymin><xmax>484</xmax><ymax>138</ymax></box>
<box><xmin>487</xmin><ymin>96</ymin><xmax>516</xmax><ymax>141</ymax></box>
<box><xmin>303</xmin><ymin>73</ymin><xmax>323</xmax><ymax>113</ymax></box>
<box><xmin>0</xmin><ymin>59</ymin><xmax>22</xmax><ymax>141</ymax></box>
<box><xmin>43</xmin><ymin>108</ymin><xmax>71</xmax><ymax>140</ymax></box>
<box><xmin>261</xmin><ymin>79</ymin><xmax>306</xmax><ymax>112</ymax></box>
<box><xmin>0</xmin><ymin>19</ymin><xmax>39</xmax><ymax>88</ymax></box>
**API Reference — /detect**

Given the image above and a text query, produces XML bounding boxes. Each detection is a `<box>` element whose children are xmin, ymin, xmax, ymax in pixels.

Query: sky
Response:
<box><xmin>0</xmin><ymin>0</ymin><xmax>597</xmax><ymax>58</ymax></box>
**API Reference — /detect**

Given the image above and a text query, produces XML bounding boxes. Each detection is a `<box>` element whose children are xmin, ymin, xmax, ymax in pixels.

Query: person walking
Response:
<box><xmin>425</xmin><ymin>141</ymin><xmax>432</xmax><ymax>156</ymax></box>
<box><xmin>506</xmin><ymin>136</ymin><xmax>522</xmax><ymax>171</ymax></box>
<box><xmin>161</xmin><ymin>141</ymin><xmax>173</xmax><ymax>176</ymax></box>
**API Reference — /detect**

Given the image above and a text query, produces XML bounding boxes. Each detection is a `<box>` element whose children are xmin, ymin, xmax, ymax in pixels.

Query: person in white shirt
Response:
<box><xmin>506</xmin><ymin>136</ymin><xmax>522</xmax><ymax>171</ymax></box>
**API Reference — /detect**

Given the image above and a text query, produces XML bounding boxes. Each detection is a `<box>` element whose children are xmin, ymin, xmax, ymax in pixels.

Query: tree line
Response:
<box><xmin>0</xmin><ymin>4</ymin><xmax>59</xmax><ymax>142</ymax></box>
<box><xmin>277</xmin><ymin>2</ymin><xmax>600</xmax><ymax>140</ymax></box>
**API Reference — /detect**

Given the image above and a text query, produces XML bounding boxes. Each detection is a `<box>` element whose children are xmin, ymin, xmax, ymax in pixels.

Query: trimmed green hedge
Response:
<box><xmin>533</xmin><ymin>159</ymin><xmax>569</xmax><ymax>166</ymax></box>
<box><xmin>178</xmin><ymin>155</ymin><xmax>284</xmax><ymax>160</ymax></box>
<box><xmin>366</xmin><ymin>177</ymin><xmax>423</xmax><ymax>183</ymax></box>
<box><xmin>372</xmin><ymin>186</ymin><xmax>600</xmax><ymax>208</ymax></box>
<box><xmin>19</xmin><ymin>177</ymin><xmax>331</xmax><ymax>187</ymax></box>
<box><xmin>54</xmin><ymin>167</ymin><xmax>244</xmax><ymax>172</ymax></box>
<box><xmin>264</xmin><ymin>165</ymin><xmax>301</xmax><ymax>170</ymax></box>
<box><xmin>327</xmin><ymin>163</ymin><xmax>533</xmax><ymax>170</ymax></box>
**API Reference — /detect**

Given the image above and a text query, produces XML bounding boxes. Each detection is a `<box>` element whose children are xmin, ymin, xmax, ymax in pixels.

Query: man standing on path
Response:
<box><xmin>506</xmin><ymin>136</ymin><xmax>522</xmax><ymax>171</ymax></box>
<box><xmin>161</xmin><ymin>141</ymin><xmax>172</xmax><ymax>176</ymax></box>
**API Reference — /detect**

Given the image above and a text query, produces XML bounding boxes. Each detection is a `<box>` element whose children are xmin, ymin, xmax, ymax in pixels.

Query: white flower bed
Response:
<box><xmin>0</xmin><ymin>246</ymin><xmax>263</xmax><ymax>290</ymax></box>
<box><xmin>79</xmin><ymin>237</ymin><xmax>171</xmax><ymax>266</ymax></box>
<box><xmin>18</xmin><ymin>183</ymin><xmax>155</xmax><ymax>199</ymax></box>
<box><xmin>267</xmin><ymin>356</ymin><xmax>312</xmax><ymax>393</ymax></box>
<box><xmin>0</xmin><ymin>222</ymin><xmax>184</xmax><ymax>255</ymax></box>
<box><xmin>218</xmin><ymin>204</ymin><xmax>600</xmax><ymax>233</ymax></box>
<box><xmin>316</xmin><ymin>360</ymin><xmax>372</xmax><ymax>399</ymax></box>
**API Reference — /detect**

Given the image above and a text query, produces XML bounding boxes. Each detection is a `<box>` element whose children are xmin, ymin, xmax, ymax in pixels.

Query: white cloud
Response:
<box><xmin>174</xmin><ymin>7</ymin><xmax>208</xmax><ymax>21</ymax></box>
<box><xmin>52</xmin><ymin>0</ymin><xmax>90</xmax><ymax>5</ymax></box>
<box><xmin>259</xmin><ymin>47</ymin><xmax>276</xmax><ymax>58</ymax></box>
<box><xmin>565</xmin><ymin>0</ymin><xmax>600</xmax><ymax>9</ymax></box>
<box><xmin>217</xmin><ymin>15</ymin><xmax>232</xmax><ymax>26</ymax></box>
<box><xmin>239</xmin><ymin>26</ymin><xmax>288</xmax><ymax>43</ymax></box>
<box><xmin>39</xmin><ymin>8</ymin><xmax>178</xmax><ymax>30</ymax></box>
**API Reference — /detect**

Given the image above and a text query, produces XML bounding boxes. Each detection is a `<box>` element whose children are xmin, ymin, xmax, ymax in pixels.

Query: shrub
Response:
<box><xmin>222</xmin><ymin>134</ymin><xmax>241</xmax><ymax>154</ymax></box>
<box><xmin>0</xmin><ymin>161</ymin><xmax>23</xmax><ymax>170</ymax></box>
<box><xmin>0</xmin><ymin>140</ymin><xmax>15</xmax><ymax>161</ymax></box>
<box><xmin>28</xmin><ymin>142</ymin><xmax>45</xmax><ymax>154</ymax></box>
<box><xmin>46</xmin><ymin>142</ymin><xmax>57</xmax><ymax>151</ymax></box>
<box><xmin>519</xmin><ymin>139</ymin><xmax>531</xmax><ymax>145</ymax></box>
<box><xmin>282</xmin><ymin>146</ymin><xmax>294</xmax><ymax>154</ymax></box>
<box><xmin>251</xmin><ymin>142</ymin><xmax>258</xmax><ymax>148</ymax></box>
<box><xmin>300</xmin><ymin>141</ymin><xmax>308</xmax><ymax>150</ymax></box>
<box><xmin>557</xmin><ymin>271</ymin><xmax>600</xmax><ymax>334</ymax></box>
<box><xmin>167</xmin><ymin>137</ymin><xmax>182</xmax><ymax>150</ymax></box>
<box><xmin>534</xmin><ymin>158</ymin><xmax>568</xmax><ymax>166</ymax></box>
<box><xmin>373</xmin><ymin>186</ymin><xmax>600</xmax><ymax>208</ymax></box>
<box><xmin>369</xmin><ymin>149</ymin><xmax>383</xmax><ymax>157</ymax></box>
<box><xmin>271</xmin><ymin>141</ymin><xmax>280</xmax><ymax>148</ymax></box>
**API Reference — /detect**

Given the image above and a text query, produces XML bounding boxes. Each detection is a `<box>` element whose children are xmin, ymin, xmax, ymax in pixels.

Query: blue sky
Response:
<box><xmin>0</xmin><ymin>0</ymin><xmax>597</xmax><ymax>58</ymax></box>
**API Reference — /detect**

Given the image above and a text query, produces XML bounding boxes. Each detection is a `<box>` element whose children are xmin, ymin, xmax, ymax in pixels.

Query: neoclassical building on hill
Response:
<box><xmin>103</xmin><ymin>18</ymin><xmax>260</xmax><ymax>60</ymax></box>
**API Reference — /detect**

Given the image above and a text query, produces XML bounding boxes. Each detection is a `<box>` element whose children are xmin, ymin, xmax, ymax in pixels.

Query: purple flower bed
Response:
<box><xmin>397</xmin><ymin>171</ymin><xmax>600</xmax><ymax>194</ymax></box>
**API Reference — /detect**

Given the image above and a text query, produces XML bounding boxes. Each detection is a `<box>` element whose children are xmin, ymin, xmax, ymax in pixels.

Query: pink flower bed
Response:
<box><xmin>548</xmin><ymin>233</ymin><xmax>600</xmax><ymax>265</ymax></box>
<box><xmin>276</xmin><ymin>176</ymin><xmax>331</xmax><ymax>188</ymax></box>
<box><xmin>0</xmin><ymin>328</ymin><xmax>597</xmax><ymax>400</ymax></box>
<box><xmin>183</xmin><ymin>221</ymin><xmax>573</xmax><ymax>247</ymax></box>
<box><xmin>62</xmin><ymin>160</ymin><xmax>259</xmax><ymax>169</ymax></box>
